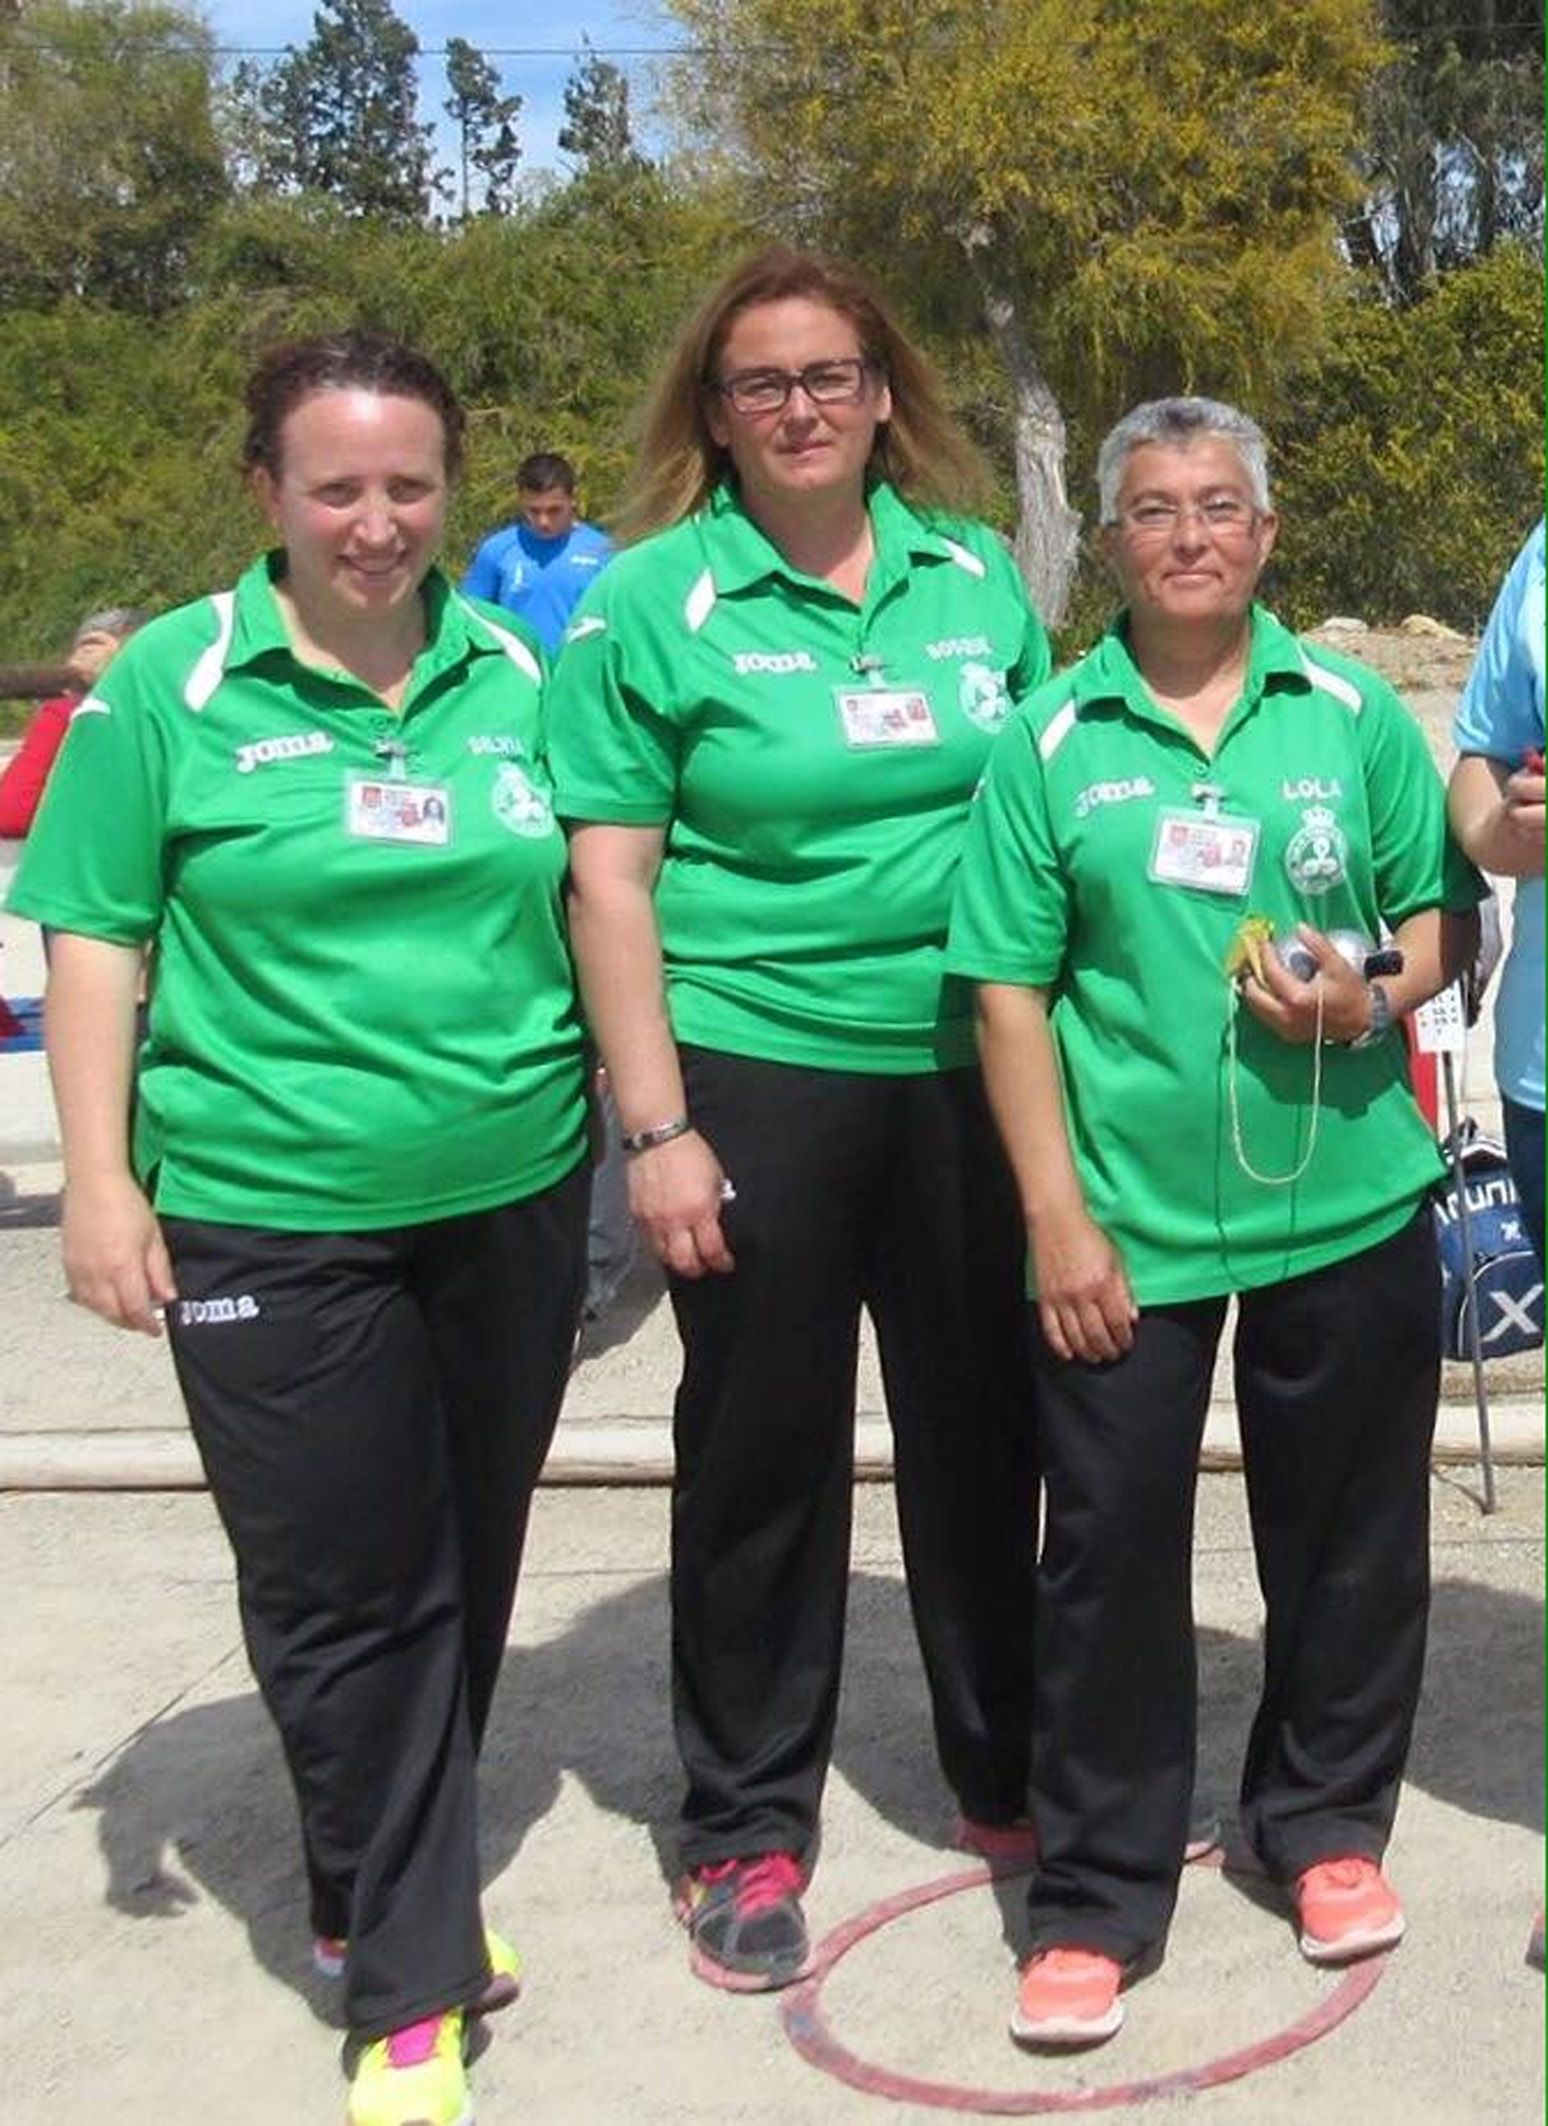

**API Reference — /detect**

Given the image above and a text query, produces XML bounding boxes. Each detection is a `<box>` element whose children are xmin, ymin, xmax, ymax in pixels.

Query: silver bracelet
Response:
<box><xmin>620</xmin><ymin>1116</ymin><xmax>692</xmax><ymax>1156</ymax></box>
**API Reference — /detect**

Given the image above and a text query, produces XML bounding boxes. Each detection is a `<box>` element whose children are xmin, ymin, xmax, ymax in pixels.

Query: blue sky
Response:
<box><xmin>200</xmin><ymin>1</ymin><xmax>683</xmax><ymax>179</ymax></box>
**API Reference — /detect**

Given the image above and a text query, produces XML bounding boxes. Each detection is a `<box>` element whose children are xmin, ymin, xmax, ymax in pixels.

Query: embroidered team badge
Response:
<box><xmin>958</xmin><ymin>661</ymin><xmax>1011</xmax><ymax>732</ymax></box>
<box><xmin>491</xmin><ymin>762</ymin><xmax>554</xmax><ymax>838</ymax></box>
<box><xmin>1283</xmin><ymin>804</ymin><xmax>1348</xmax><ymax>894</ymax></box>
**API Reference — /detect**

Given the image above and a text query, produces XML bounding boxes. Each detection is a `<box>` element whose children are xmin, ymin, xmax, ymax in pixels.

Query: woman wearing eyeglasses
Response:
<box><xmin>547</xmin><ymin>245</ymin><xmax>1049</xmax><ymax>1992</ymax></box>
<box><xmin>948</xmin><ymin>397</ymin><xmax>1481</xmax><ymax>2048</ymax></box>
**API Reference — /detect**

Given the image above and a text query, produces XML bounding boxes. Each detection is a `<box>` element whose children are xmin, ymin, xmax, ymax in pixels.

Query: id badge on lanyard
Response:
<box><xmin>345</xmin><ymin>774</ymin><xmax>452</xmax><ymax>846</ymax></box>
<box><xmin>834</xmin><ymin>686</ymin><xmax>940</xmax><ymax>749</ymax></box>
<box><xmin>1148</xmin><ymin>788</ymin><xmax>1259</xmax><ymax>899</ymax></box>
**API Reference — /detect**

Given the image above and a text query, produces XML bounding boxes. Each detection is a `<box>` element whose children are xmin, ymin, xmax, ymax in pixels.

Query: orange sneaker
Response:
<box><xmin>1009</xmin><ymin>1947</ymin><xmax>1124</xmax><ymax>2047</ymax></box>
<box><xmin>1294</xmin><ymin>1857</ymin><xmax>1405</xmax><ymax>1964</ymax></box>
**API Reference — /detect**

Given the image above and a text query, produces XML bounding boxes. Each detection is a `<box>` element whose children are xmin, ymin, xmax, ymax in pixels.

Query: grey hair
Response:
<box><xmin>1096</xmin><ymin>397</ymin><xmax>1271</xmax><ymax>524</ymax></box>
<box><xmin>73</xmin><ymin>606</ymin><xmax>149</xmax><ymax>645</ymax></box>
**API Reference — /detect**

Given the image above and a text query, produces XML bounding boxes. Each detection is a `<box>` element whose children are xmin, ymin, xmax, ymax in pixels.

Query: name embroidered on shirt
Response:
<box><xmin>731</xmin><ymin>651</ymin><xmax>819</xmax><ymax>675</ymax></box>
<box><xmin>1281</xmin><ymin>776</ymin><xmax>1344</xmax><ymax>802</ymax></box>
<box><xmin>234</xmin><ymin>732</ymin><xmax>335</xmax><ymax>775</ymax></box>
<box><xmin>925</xmin><ymin>635</ymin><xmax>993</xmax><ymax>659</ymax></box>
<box><xmin>467</xmin><ymin>734</ymin><xmax>527</xmax><ymax>757</ymax></box>
<box><xmin>1074</xmin><ymin>776</ymin><xmax>1157</xmax><ymax>818</ymax></box>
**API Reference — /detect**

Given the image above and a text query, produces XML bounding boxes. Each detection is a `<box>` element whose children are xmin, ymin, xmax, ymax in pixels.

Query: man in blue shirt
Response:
<box><xmin>1448</xmin><ymin>522</ymin><xmax>1546</xmax><ymax>1264</ymax></box>
<box><xmin>464</xmin><ymin>452</ymin><xmax>629</xmax><ymax>1324</ymax></box>
<box><xmin>461</xmin><ymin>452</ymin><xmax>613</xmax><ymax>654</ymax></box>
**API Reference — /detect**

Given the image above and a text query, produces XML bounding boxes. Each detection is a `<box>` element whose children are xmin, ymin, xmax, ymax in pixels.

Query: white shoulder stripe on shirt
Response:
<box><xmin>684</xmin><ymin>569</ymin><xmax>717</xmax><ymax>633</ymax></box>
<box><xmin>1298</xmin><ymin>646</ymin><xmax>1363</xmax><ymax>714</ymax></box>
<box><xmin>183</xmin><ymin>591</ymin><xmax>238</xmax><ymax>711</ymax></box>
<box><xmin>940</xmin><ymin>537</ymin><xmax>987</xmax><ymax>580</ymax></box>
<box><xmin>69</xmin><ymin>694</ymin><xmax>111</xmax><ymax>721</ymax></box>
<box><xmin>455</xmin><ymin>595</ymin><xmax>542</xmax><ymax>684</ymax></box>
<box><xmin>1039</xmin><ymin>701</ymin><xmax>1078</xmax><ymax>761</ymax></box>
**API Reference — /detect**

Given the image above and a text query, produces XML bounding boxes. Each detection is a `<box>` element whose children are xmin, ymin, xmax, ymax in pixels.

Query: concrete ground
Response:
<box><xmin>1</xmin><ymin>1470</ymin><xmax>1542</xmax><ymax>2126</ymax></box>
<box><xmin>2</xmin><ymin>637</ymin><xmax>1543</xmax><ymax>2121</ymax></box>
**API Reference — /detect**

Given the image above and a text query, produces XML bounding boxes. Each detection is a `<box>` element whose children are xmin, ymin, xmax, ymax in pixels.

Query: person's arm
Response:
<box><xmin>45</xmin><ymin>932</ymin><xmax>175</xmax><ymax>1335</ymax></box>
<box><xmin>0</xmin><ymin>697</ymin><xmax>71</xmax><ymax>838</ymax></box>
<box><xmin>975</xmin><ymin>980</ymin><xmax>1137</xmax><ymax>1363</ymax></box>
<box><xmin>1447</xmin><ymin>752</ymin><xmax>1545</xmax><ymax>881</ymax></box>
<box><xmin>565</xmin><ymin>822</ymin><xmax>734</xmax><ymax>1279</ymax></box>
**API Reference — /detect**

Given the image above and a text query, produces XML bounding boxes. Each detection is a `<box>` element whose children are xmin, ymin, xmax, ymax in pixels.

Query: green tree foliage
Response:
<box><xmin>1269</xmin><ymin>242</ymin><xmax>1544</xmax><ymax>630</ymax></box>
<box><xmin>0</xmin><ymin>0</ymin><xmax>226</xmax><ymax>312</ymax></box>
<box><xmin>0</xmin><ymin>170</ymin><xmax>745</xmax><ymax>661</ymax></box>
<box><xmin>226</xmin><ymin>0</ymin><xmax>436</xmax><ymax>220</ymax></box>
<box><xmin>443</xmin><ymin>36</ymin><xmax>522</xmax><ymax>220</ymax></box>
<box><xmin>1350</xmin><ymin>0</ymin><xmax>1545</xmax><ymax>303</ymax></box>
<box><xmin>558</xmin><ymin>37</ymin><xmax>645</xmax><ymax>173</ymax></box>
<box><xmin>666</xmin><ymin>0</ymin><xmax>1386</xmax><ymax>623</ymax></box>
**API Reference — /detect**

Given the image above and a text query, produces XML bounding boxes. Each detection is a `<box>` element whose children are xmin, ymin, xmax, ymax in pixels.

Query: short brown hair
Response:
<box><xmin>241</xmin><ymin>331</ymin><xmax>466</xmax><ymax>482</ymax></box>
<box><xmin>614</xmin><ymin>245</ymin><xmax>988</xmax><ymax>542</ymax></box>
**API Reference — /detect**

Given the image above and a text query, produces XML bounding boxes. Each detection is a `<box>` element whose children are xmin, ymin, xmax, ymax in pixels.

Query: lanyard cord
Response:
<box><xmin>1225</xmin><ymin>978</ymin><xmax>1326</xmax><ymax>1187</ymax></box>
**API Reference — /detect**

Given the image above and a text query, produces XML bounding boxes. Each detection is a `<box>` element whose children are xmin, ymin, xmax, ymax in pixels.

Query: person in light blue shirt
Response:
<box><xmin>464</xmin><ymin>451</ymin><xmax>628</xmax><ymax>1322</ymax></box>
<box><xmin>1449</xmin><ymin>521</ymin><xmax>1546</xmax><ymax>1262</ymax></box>
<box><xmin>461</xmin><ymin>451</ymin><xmax>614</xmax><ymax>654</ymax></box>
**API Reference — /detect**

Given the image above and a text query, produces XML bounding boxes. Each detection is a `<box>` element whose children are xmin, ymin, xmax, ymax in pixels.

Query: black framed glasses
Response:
<box><xmin>713</xmin><ymin>358</ymin><xmax>877</xmax><ymax>417</ymax></box>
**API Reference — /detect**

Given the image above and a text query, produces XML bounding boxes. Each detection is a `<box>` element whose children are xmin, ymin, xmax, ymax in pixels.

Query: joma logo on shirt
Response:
<box><xmin>234</xmin><ymin>732</ymin><xmax>335</xmax><ymax>775</ymax></box>
<box><xmin>731</xmin><ymin>651</ymin><xmax>819</xmax><ymax>675</ymax></box>
<box><xmin>925</xmin><ymin>635</ymin><xmax>993</xmax><ymax>660</ymax></box>
<box><xmin>1074</xmin><ymin>776</ymin><xmax>1156</xmax><ymax>818</ymax></box>
<box><xmin>176</xmin><ymin>1295</ymin><xmax>261</xmax><ymax>1325</ymax></box>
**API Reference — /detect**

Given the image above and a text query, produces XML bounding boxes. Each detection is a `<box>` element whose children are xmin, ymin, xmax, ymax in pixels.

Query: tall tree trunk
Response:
<box><xmin>961</xmin><ymin>228</ymin><xmax>1081</xmax><ymax>627</ymax></box>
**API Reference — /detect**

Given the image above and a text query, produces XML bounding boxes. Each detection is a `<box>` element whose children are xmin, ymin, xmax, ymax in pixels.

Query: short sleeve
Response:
<box><xmin>546</xmin><ymin>574</ymin><xmax>681</xmax><ymax>825</ymax></box>
<box><xmin>1358</xmin><ymin>675</ymin><xmax>1484</xmax><ymax>923</ymax></box>
<box><xmin>7</xmin><ymin>643</ymin><xmax>170</xmax><ymax>943</ymax></box>
<box><xmin>946</xmin><ymin>706</ymin><xmax>1072</xmax><ymax>986</ymax></box>
<box><xmin>1453</xmin><ymin>525</ymin><xmax>1546</xmax><ymax>764</ymax></box>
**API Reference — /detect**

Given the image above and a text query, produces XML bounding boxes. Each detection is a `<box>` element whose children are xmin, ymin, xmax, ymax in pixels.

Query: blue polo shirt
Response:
<box><xmin>461</xmin><ymin>518</ymin><xmax>614</xmax><ymax>652</ymax></box>
<box><xmin>1454</xmin><ymin>521</ymin><xmax>1545</xmax><ymax>1112</ymax></box>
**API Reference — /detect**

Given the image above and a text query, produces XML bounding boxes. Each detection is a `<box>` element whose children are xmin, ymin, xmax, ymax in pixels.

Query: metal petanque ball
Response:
<box><xmin>1272</xmin><ymin>929</ymin><xmax>1376</xmax><ymax>983</ymax></box>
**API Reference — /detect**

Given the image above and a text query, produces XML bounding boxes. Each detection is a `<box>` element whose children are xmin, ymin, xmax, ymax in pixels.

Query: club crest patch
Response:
<box><xmin>958</xmin><ymin>661</ymin><xmax>1011</xmax><ymax>732</ymax></box>
<box><xmin>491</xmin><ymin>762</ymin><xmax>554</xmax><ymax>838</ymax></box>
<box><xmin>1283</xmin><ymin>804</ymin><xmax>1347</xmax><ymax>894</ymax></box>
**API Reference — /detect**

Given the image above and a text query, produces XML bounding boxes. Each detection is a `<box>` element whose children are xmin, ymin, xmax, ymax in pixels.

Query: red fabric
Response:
<box><xmin>0</xmin><ymin>693</ymin><xmax>75</xmax><ymax>838</ymax></box>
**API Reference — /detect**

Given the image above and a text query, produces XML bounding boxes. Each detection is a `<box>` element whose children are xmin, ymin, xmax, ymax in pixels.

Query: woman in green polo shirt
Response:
<box><xmin>947</xmin><ymin>395</ymin><xmax>1480</xmax><ymax>2050</ymax></box>
<box><xmin>548</xmin><ymin>245</ymin><xmax>1049</xmax><ymax>1993</ymax></box>
<box><xmin>10</xmin><ymin>332</ymin><xmax>589</xmax><ymax>2126</ymax></box>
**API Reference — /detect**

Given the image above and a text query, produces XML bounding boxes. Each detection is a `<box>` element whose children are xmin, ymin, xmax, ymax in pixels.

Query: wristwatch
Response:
<box><xmin>1348</xmin><ymin>980</ymin><xmax>1393</xmax><ymax>1050</ymax></box>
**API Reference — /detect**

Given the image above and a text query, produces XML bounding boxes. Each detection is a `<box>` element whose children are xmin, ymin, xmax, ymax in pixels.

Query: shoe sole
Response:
<box><xmin>687</xmin><ymin>1939</ymin><xmax>811</xmax><ymax>1993</ymax></box>
<box><xmin>1298</xmin><ymin>1912</ymin><xmax>1405</xmax><ymax>1965</ymax></box>
<box><xmin>1009</xmin><ymin>1997</ymin><xmax>1125</xmax><ymax>2047</ymax></box>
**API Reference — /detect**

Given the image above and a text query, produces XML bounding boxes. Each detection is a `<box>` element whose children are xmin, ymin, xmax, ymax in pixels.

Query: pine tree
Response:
<box><xmin>558</xmin><ymin>38</ymin><xmax>643</xmax><ymax>172</ymax></box>
<box><xmin>232</xmin><ymin>0</ymin><xmax>435</xmax><ymax>221</ymax></box>
<box><xmin>444</xmin><ymin>36</ymin><xmax>522</xmax><ymax>219</ymax></box>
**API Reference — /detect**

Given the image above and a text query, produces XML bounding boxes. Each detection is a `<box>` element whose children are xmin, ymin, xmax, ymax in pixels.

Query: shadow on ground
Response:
<box><xmin>0</xmin><ymin>1183</ymin><xmax>59</xmax><ymax>1230</ymax></box>
<box><xmin>70</xmin><ymin>1562</ymin><xmax>1541</xmax><ymax>2023</ymax></box>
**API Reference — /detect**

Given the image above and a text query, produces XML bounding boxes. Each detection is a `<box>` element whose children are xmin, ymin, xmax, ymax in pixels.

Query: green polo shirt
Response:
<box><xmin>946</xmin><ymin>605</ymin><xmax>1482</xmax><ymax>1303</ymax></box>
<box><xmin>547</xmin><ymin>480</ymin><xmax>1050</xmax><ymax>1073</ymax></box>
<box><xmin>9</xmin><ymin>555</ymin><xmax>587</xmax><ymax>1229</ymax></box>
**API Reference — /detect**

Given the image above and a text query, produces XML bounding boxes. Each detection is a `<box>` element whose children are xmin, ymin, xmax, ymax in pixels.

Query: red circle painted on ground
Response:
<box><xmin>779</xmin><ymin>1857</ymin><xmax>1389</xmax><ymax>2114</ymax></box>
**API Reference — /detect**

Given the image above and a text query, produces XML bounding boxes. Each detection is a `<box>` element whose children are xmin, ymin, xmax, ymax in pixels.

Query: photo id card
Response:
<box><xmin>835</xmin><ymin>687</ymin><xmax>940</xmax><ymax>748</ymax></box>
<box><xmin>345</xmin><ymin>775</ymin><xmax>452</xmax><ymax>845</ymax></box>
<box><xmin>1147</xmin><ymin>808</ymin><xmax>1259</xmax><ymax>897</ymax></box>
